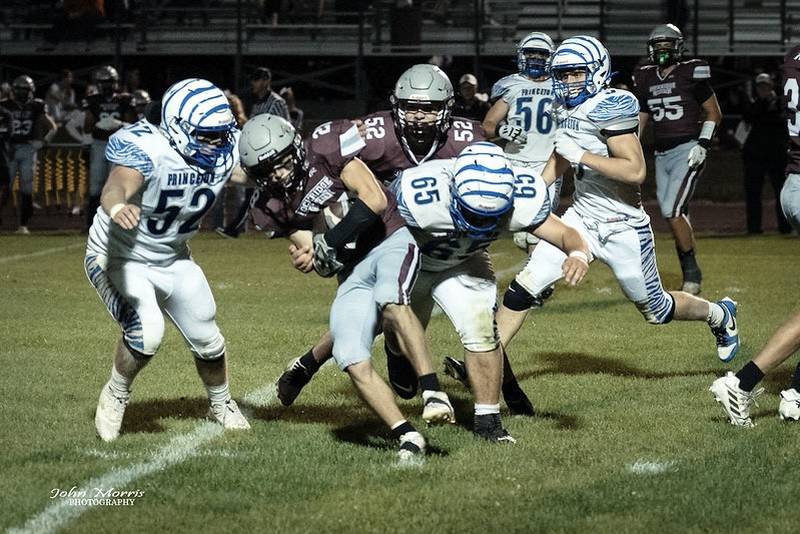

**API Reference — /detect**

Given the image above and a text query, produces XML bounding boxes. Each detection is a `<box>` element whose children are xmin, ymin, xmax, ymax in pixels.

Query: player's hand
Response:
<box><xmin>498</xmin><ymin>123</ymin><xmax>527</xmax><ymax>145</ymax></box>
<box><xmin>687</xmin><ymin>144</ymin><xmax>707</xmax><ymax>169</ymax></box>
<box><xmin>288</xmin><ymin>243</ymin><xmax>315</xmax><ymax>273</ymax></box>
<box><xmin>97</xmin><ymin>116</ymin><xmax>123</xmax><ymax>131</ymax></box>
<box><xmin>561</xmin><ymin>251</ymin><xmax>589</xmax><ymax>286</ymax></box>
<box><xmin>554</xmin><ymin>130</ymin><xmax>586</xmax><ymax>165</ymax></box>
<box><xmin>312</xmin><ymin>234</ymin><xmax>343</xmax><ymax>278</ymax></box>
<box><xmin>351</xmin><ymin>119</ymin><xmax>367</xmax><ymax>140</ymax></box>
<box><xmin>109</xmin><ymin>203</ymin><xmax>140</xmax><ymax>230</ymax></box>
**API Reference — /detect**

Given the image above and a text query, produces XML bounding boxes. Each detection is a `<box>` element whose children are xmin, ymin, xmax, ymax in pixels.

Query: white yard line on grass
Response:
<box><xmin>10</xmin><ymin>382</ymin><xmax>278</xmax><ymax>534</ymax></box>
<box><xmin>0</xmin><ymin>243</ymin><xmax>83</xmax><ymax>265</ymax></box>
<box><xmin>626</xmin><ymin>459</ymin><xmax>677</xmax><ymax>475</ymax></box>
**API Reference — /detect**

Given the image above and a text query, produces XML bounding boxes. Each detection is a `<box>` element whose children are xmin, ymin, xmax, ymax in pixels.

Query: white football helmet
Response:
<box><xmin>517</xmin><ymin>32</ymin><xmax>554</xmax><ymax>79</ymax></box>
<box><xmin>160</xmin><ymin>78</ymin><xmax>236</xmax><ymax>170</ymax></box>
<box><xmin>450</xmin><ymin>142</ymin><xmax>515</xmax><ymax>238</ymax></box>
<box><xmin>550</xmin><ymin>36</ymin><xmax>611</xmax><ymax>108</ymax></box>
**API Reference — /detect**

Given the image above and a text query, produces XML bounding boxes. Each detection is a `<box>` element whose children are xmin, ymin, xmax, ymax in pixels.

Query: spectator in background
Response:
<box><xmin>279</xmin><ymin>86</ymin><xmax>303</xmax><ymax>133</ymax></box>
<box><xmin>741</xmin><ymin>73</ymin><xmax>792</xmax><ymax>234</ymax></box>
<box><xmin>453</xmin><ymin>73</ymin><xmax>490</xmax><ymax>121</ymax></box>
<box><xmin>0</xmin><ymin>102</ymin><xmax>12</xmax><ymax>227</ymax></box>
<box><xmin>131</xmin><ymin>89</ymin><xmax>151</xmax><ymax>120</ymax></box>
<box><xmin>217</xmin><ymin>67</ymin><xmax>289</xmax><ymax>239</ymax></box>
<box><xmin>46</xmin><ymin>69</ymin><xmax>77</xmax><ymax>124</ymax></box>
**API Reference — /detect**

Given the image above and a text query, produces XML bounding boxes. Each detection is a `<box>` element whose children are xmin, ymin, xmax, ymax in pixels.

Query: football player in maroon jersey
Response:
<box><xmin>633</xmin><ymin>24</ymin><xmax>722</xmax><ymax>295</ymax></box>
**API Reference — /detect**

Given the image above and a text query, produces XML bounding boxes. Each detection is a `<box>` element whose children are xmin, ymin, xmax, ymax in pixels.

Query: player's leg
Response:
<box><xmin>496</xmin><ymin>208</ymin><xmax>583</xmax><ymax>348</ymax></box>
<box><xmin>330</xmin><ymin>267</ymin><xmax>426</xmax><ymax>458</ymax></box>
<box><xmin>608</xmin><ymin>223</ymin><xmax>739</xmax><ymax>361</ymax></box>
<box><xmin>710</xmin><ymin>311</ymin><xmax>800</xmax><ymax>426</ymax></box>
<box><xmin>277</xmin><ymin>330</ymin><xmax>333</xmax><ymax>406</ymax></box>
<box><xmin>769</xmin><ymin>163</ymin><xmax>792</xmax><ymax>234</ymax></box>
<box><xmin>17</xmin><ymin>144</ymin><xmax>35</xmax><ymax>233</ymax></box>
<box><xmin>780</xmin><ymin>173</ymin><xmax>800</xmax><ymax>233</ymax></box>
<box><xmin>375</xmin><ymin>229</ymin><xmax>453</xmax><ymax>425</ymax></box>
<box><xmin>86</xmin><ymin>140</ymin><xmax>107</xmax><ymax>230</ymax></box>
<box><xmin>85</xmin><ymin>254</ymin><xmax>164</xmax><ymax>441</ymax></box>
<box><xmin>161</xmin><ymin>259</ymin><xmax>249</xmax><ymax>430</ymax></box>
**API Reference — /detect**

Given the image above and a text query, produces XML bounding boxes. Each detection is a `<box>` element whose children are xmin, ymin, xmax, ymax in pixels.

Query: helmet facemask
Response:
<box><xmin>244</xmin><ymin>133</ymin><xmax>307</xmax><ymax>198</ymax></box>
<box><xmin>648</xmin><ymin>38</ymin><xmax>683</xmax><ymax>67</ymax></box>
<box><xmin>169</xmin><ymin>117</ymin><xmax>236</xmax><ymax>170</ymax></box>
<box><xmin>518</xmin><ymin>47</ymin><xmax>551</xmax><ymax>79</ymax></box>
<box><xmin>12</xmin><ymin>86</ymin><xmax>31</xmax><ymax>103</ymax></box>
<box><xmin>552</xmin><ymin>66</ymin><xmax>593</xmax><ymax>108</ymax></box>
<box><xmin>392</xmin><ymin>97</ymin><xmax>452</xmax><ymax>154</ymax></box>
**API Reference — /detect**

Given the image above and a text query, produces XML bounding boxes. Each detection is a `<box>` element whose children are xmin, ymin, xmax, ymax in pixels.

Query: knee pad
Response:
<box><xmin>640</xmin><ymin>292</ymin><xmax>675</xmax><ymax>325</ymax></box>
<box><xmin>190</xmin><ymin>332</ymin><xmax>226</xmax><ymax>361</ymax></box>
<box><xmin>123</xmin><ymin>338</ymin><xmax>155</xmax><ymax>361</ymax></box>
<box><xmin>503</xmin><ymin>280</ymin><xmax>541</xmax><ymax>312</ymax></box>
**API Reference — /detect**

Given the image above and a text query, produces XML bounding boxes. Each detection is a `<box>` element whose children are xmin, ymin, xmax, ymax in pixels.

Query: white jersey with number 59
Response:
<box><xmin>391</xmin><ymin>158</ymin><xmax>552</xmax><ymax>271</ymax></box>
<box><xmin>87</xmin><ymin>119</ymin><xmax>240</xmax><ymax>265</ymax></box>
<box><xmin>491</xmin><ymin>74</ymin><xmax>556</xmax><ymax>171</ymax></box>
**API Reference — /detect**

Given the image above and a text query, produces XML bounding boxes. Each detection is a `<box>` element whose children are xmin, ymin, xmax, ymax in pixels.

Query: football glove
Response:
<box><xmin>498</xmin><ymin>123</ymin><xmax>527</xmax><ymax>145</ymax></box>
<box><xmin>312</xmin><ymin>233</ymin><xmax>344</xmax><ymax>278</ymax></box>
<box><xmin>687</xmin><ymin>144</ymin><xmax>707</xmax><ymax>169</ymax></box>
<box><xmin>554</xmin><ymin>130</ymin><xmax>586</xmax><ymax>165</ymax></box>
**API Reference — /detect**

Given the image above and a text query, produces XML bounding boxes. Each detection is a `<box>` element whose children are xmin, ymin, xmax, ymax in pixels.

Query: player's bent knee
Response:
<box><xmin>123</xmin><ymin>338</ymin><xmax>155</xmax><ymax>361</ymax></box>
<box><xmin>638</xmin><ymin>291</ymin><xmax>675</xmax><ymax>325</ymax></box>
<box><xmin>190</xmin><ymin>332</ymin><xmax>226</xmax><ymax>361</ymax></box>
<box><xmin>503</xmin><ymin>280</ymin><xmax>540</xmax><ymax>312</ymax></box>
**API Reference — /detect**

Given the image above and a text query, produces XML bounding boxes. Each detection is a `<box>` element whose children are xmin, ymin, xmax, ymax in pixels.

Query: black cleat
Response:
<box><xmin>276</xmin><ymin>357</ymin><xmax>312</xmax><ymax>406</ymax></box>
<box><xmin>386</xmin><ymin>342</ymin><xmax>417</xmax><ymax>399</ymax></box>
<box><xmin>215</xmin><ymin>227</ymin><xmax>240</xmax><ymax>239</ymax></box>
<box><xmin>443</xmin><ymin>356</ymin><xmax>470</xmax><ymax>388</ymax></box>
<box><xmin>474</xmin><ymin>413</ymin><xmax>517</xmax><ymax>443</ymax></box>
<box><xmin>502</xmin><ymin>382</ymin><xmax>535</xmax><ymax>416</ymax></box>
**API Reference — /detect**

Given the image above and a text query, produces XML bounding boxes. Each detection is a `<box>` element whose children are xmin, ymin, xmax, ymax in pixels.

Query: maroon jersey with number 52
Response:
<box><xmin>782</xmin><ymin>45</ymin><xmax>800</xmax><ymax>175</ymax></box>
<box><xmin>633</xmin><ymin>59</ymin><xmax>715</xmax><ymax>151</ymax></box>
<box><xmin>307</xmin><ymin>110</ymin><xmax>486</xmax><ymax>184</ymax></box>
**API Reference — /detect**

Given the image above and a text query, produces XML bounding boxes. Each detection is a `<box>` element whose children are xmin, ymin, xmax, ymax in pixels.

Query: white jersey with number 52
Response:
<box><xmin>391</xmin><ymin>158</ymin><xmax>552</xmax><ymax>271</ymax></box>
<box><xmin>87</xmin><ymin>119</ymin><xmax>240</xmax><ymax>265</ymax></box>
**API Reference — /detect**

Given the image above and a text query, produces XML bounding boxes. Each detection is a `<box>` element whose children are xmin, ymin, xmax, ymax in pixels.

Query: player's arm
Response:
<box><xmin>539</xmin><ymin>149</ymin><xmax>571</xmax><ymax>186</ymax></box>
<box><xmin>229</xmin><ymin>165</ymin><xmax>253</xmax><ymax>186</ymax></box>
<box><xmin>529</xmin><ymin>213</ymin><xmax>590</xmax><ymax>286</ymax></box>
<box><xmin>100</xmin><ymin>165</ymin><xmax>144</xmax><ymax>229</ymax></box>
<box><xmin>482</xmin><ymin>99</ymin><xmax>510</xmax><ymax>138</ymax></box>
<box><xmin>288</xmin><ymin>230</ymin><xmax>314</xmax><ymax>273</ymax></box>
<box><xmin>557</xmin><ymin>130</ymin><xmax>646</xmax><ymax>185</ymax></box>
<box><xmin>637</xmin><ymin>111</ymin><xmax>650</xmax><ymax>138</ymax></box>
<box><xmin>84</xmin><ymin>108</ymin><xmax>97</xmax><ymax>132</ymax></box>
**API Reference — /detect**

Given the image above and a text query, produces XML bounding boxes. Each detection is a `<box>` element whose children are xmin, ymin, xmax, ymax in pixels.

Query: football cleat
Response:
<box><xmin>385</xmin><ymin>342</ymin><xmax>417</xmax><ymax>399</ymax></box>
<box><xmin>502</xmin><ymin>382</ymin><xmax>535</xmax><ymax>416</ymax></box>
<box><xmin>443</xmin><ymin>356</ymin><xmax>469</xmax><ymax>388</ymax></box>
<box><xmin>711</xmin><ymin>297</ymin><xmax>740</xmax><ymax>362</ymax></box>
<box><xmin>681</xmin><ymin>281</ymin><xmax>701</xmax><ymax>295</ymax></box>
<box><xmin>474</xmin><ymin>413</ymin><xmax>517</xmax><ymax>443</ymax></box>
<box><xmin>709</xmin><ymin>372</ymin><xmax>763</xmax><ymax>427</ymax></box>
<box><xmin>397</xmin><ymin>431</ymin><xmax>426</xmax><ymax>461</ymax></box>
<box><xmin>779</xmin><ymin>389</ymin><xmax>800</xmax><ymax>421</ymax></box>
<box><xmin>422</xmin><ymin>391</ymin><xmax>456</xmax><ymax>425</ymax></box>
<box><xmin>95</xmin><ymin>382</ymin><xmax>128</xmax><ymax>442</ymax></box>
<box><xmin>277</xmin><ymin>357</ymin><xmax>313</xmax><ymax>406</ymax></box>
<box><xmin>208</xmin><ymin>399</ymin><xmax>251</xmax><ymax>430</ymax></box>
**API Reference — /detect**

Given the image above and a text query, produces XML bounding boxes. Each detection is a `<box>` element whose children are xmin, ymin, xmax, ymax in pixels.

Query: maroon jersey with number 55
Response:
<box><xmin>308</xmin><ymin>110</ymin><xmax>485</xmax><ymax>184</ymax></box>
<box><xmin>782</xmin><ymin>45</ymin><xmax>800</xmax><ymax>175</ymax></box>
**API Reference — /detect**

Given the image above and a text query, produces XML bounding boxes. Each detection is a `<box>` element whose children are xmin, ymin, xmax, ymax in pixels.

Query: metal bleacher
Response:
<box><xmin>1</xmin><ymin>0</ymin><xmax>798</xmax><ymax>57</ymax></box>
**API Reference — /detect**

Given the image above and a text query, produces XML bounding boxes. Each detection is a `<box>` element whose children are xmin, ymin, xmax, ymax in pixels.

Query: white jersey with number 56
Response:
<box><xmin>390</xmin><ymin>158</ymin><xmax>552</xmax><ymax>271</ymax></box>
<box><xmin>491</xmin><ymin>74</ymin><xmax>556</xmax><ymax>171</ymax></box>
<box><xmin>87</xmin><ymin>119</ymin><xmax>240</xmax><ymax>265</ymax></box>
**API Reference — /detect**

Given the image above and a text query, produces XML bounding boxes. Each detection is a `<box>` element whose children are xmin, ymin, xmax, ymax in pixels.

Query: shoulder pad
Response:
<box><xmin>490</xmin><ymin>74</ymin><xmax>521</xmax><ymax>101</ymax></box>
<box><xmin>684</xmin><ymin>59</ymin><xmax>711</xmax><ymax>80</ymax></box>
<box><xmin>588</xmin><ymin>90</ymin><xmax>640</xmax><ymax>122</ymax></box>
<box><xmin>104</xmin><ymin>122</ymin><xmax>159</xmax><ymax>180</ymax></box>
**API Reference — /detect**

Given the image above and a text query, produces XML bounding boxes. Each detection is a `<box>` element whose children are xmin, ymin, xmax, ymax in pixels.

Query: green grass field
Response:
<box><xmin>2</xmin><ymin>232</ymin><xmax>799</xmax><ymax>533</ymax></box>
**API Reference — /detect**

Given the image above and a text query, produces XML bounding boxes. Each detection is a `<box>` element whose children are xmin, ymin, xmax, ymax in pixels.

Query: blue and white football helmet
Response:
<box><xmin>450</xmin><ymin>142</ymin><xmax>515</xmax><ymax>239</ymax></box>
<box><xmin>160</xmin><ymin>78</ymin><xmax>237</xmax><ymax>170</ymax></box>
<box><xmin>550</xmin><ymin>36</ymin><xmax>611</xmax><ymax>108</ymax></box>
<box><xmin>517</xmin><ymin>32</ymin><xmax>554</xmax><ymax>79</ymax></box>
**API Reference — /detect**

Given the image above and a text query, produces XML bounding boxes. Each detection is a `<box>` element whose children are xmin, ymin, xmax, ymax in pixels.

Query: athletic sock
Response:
<box><xmin>205</xmin><ymin>382</ymin><xmax>232</xmax><ymax>405</ymax></box>
<box><xmin>501</xmin><ymin>347</ymin><xmax>519</xmax><ymax>387</ymax></box>
<box><xmin>735</xmin><ymin>361</ymin><xmax>765</xmax><ymax>392</ymax></box>
<box><xmin>419</xmin><ymin>373</ymin><xmax>440</xmax><ymax>393</ymax></box>
<box><xmin>707</xmin><ymin>302</ymin><xmax>725</xmax><ymax>328</ymax></box>
<box><xmin>108</xmin><ymin>366</ymin><xmax>132</xmax><ymax>399</ymax></box>
<box><xmin>299</xmin><ymin>349</ymin><xmax>321</xmax><ymax>374</ymax></box>
<box><xmin>678</xmin><ymin>248</ymin><xmax>701</xmax><ymax>280</ymax></box>
<box><xmin>791</xmin><ymin>361</ymin><xmax>800</xmax><ymax>392</ymax></box>
<box><xmin>474</xmin><ymin>403</ymin><xmax>500</xmax><ymax>416</ymax></box>
<box><xmin>390</xmin><ymin>420</ymin><xmax>416</xmax><ymax>440</ymax></box>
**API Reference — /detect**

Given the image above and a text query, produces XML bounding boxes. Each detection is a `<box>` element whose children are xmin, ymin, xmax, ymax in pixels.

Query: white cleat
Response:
<box><xmin>421</xmin><ymin>390</ymin><xmax>455</xmax><ymax>425</ymax></box>
<box><xmin>15</xmin><ymin>226</ymin><xmax>30</xmax><ymax>235</ymax></box>
<box><xmin>397</xmin><ymin>431</ymin><xmax>426</xmax><ymax>463</ymax></box>
<box><xmin>208</xmin><ymin>399</ymin><xmax>251</xmax><ymax>430</ymax></box>
<box><xmin>779</xmin><ymin>389</ymin><xmax>800</xmax><ymax>421</ymax></box>
<box><xmin>95</xmin><ymin>382</ymin><xmax>128</xmax><ymax>442</ymax></box>
<box><xmin>709</xmin><ymin>372</ymin><xmax>763</xmax><ymax>427</ymax></box>
<box><xmin>681</xmin><ymin>281</ymin><xmax>701</xmax><ymax>295</ymax></box>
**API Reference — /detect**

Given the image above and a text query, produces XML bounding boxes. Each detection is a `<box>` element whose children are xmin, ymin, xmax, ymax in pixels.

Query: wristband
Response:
<box><xmin>108</xmin><ymin>203</ymin><xmax>126</xmax><ymax>219</ymax></box>
<box><xmin>568</xmin><ymin>250</ymin><xmax>589</xmax><ymax>264</ymax></box>
<box><xmin>698</xmin><ymin>120</ymin><xmax>716</xmax><ymax>144</ymax></box>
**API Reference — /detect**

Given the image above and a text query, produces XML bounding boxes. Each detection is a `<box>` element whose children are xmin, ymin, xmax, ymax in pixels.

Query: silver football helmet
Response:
<box><xmin>390</xmin><ymin>64</ymin><xmax>455</xmax><ymax>153</ymax></box>
<box><xmin>648</xmin><ymin>24</ymin><xmax>685</xmax><ymax>67</ymax></box>
<box><xmin>239</xmin><ymin>113</ymin><xmax>307</xmax><ymax>196</ymax></box>
<box><xmin>12</xmin><ymin>75</ymin><xmax>34</xmax><ymax>103</ymax></box>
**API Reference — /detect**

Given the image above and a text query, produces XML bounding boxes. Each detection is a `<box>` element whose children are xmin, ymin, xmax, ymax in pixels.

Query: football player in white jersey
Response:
<box><xmin>279</xmin><ymin>143</ymin><xmax>590</xmax><ymax>442</ymax></box>
<box><xmin>483</xmin><ymin>32</ymin><xmax>561</xmax><ymax>254</ymax></box>
<box><xmin>86</xmin><ymin>79</ymin><xmax>251</xmax><ymax>441</ymax></box>
<box><xmin>494</xmin><ymin>36</ymin><xmax>742</xmax><ymax>369</ymax></box>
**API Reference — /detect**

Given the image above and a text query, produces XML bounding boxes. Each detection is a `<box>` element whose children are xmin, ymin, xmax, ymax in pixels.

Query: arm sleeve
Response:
<box><xmin>631</xmin><ymin>70</ymin><xmax>650</xmax><ymax>111</ymax></box>
<box><xmin>693</xmin><ymin>80</ymin><xmax>715</xmax><ymax>104</ymax></box>
<box><xmin>105</xmin><ymin>135</ymin><xmax>155</xmax><ymax>181</ymax></box>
